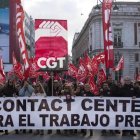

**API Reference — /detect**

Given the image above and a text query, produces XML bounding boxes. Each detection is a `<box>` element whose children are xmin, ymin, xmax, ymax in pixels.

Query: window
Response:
<box><xmin>113</xmin><ymin>29</ymin><xmax>123</xmax><ymax>48</ymax></box>
<box><xmin>134</xmin><ymin>23</ymin><xmax>137</xmax><ymax>45</ymax></box>
<box><xmin>135</xmin><ymin>67</ymin><xmax>139</xmax><ymax>75</ymax></box>
<box><xmin>89</xmin><ymin>45</ymin><xmax>92</xmax><ymax>52</ymax></box>
<box><xmin>114</xmin><ymin>52</ymin><xmax>121</xmax><ymax>65</ymax></box>
<box><xmin>135</xmin><ymin>53</ymin><xmax>139</xmax><ymax>62</ymax></box>
<box><xmin>89</xmin><ymin>28</ymin><xmax>92</xmax><ymax>52</ymax></box>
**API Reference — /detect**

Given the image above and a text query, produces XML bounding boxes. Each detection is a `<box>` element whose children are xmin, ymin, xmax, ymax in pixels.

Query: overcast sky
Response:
<box><xmin>22</xmin><ymin>0</ymin><xmax>139</xmax><ymax>55</ymax></box>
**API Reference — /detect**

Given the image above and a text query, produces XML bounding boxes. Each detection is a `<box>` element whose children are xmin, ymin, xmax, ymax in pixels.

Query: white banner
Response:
<box><xmin>0</xmin><ymin>97</ymin><xmax>140</xmax><ymax>130</ymax></box>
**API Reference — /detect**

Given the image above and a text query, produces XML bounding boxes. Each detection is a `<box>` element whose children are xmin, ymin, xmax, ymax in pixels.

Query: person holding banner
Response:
<box><xmin>47</xmin><ymin>79</ymin><xmax>62</xmax><ymax>135</ymax></box>
<box><xmin>2</xmin><ymin>79</ymin><xmax>18</xmax><ymax>135</ymax></box>
<box><xmin>32</xmin><ymin>82</ymin><xmax>46</xmax><ymax>135</ymax></box>
<box><xmin>83</xmin><ymin>83</ymin><xmax>94</xmax><ymax>136</ymax></box>
<box><xmin>134</xmin><ymin>81</ymin><xmax>140</xmax><ymax>97</ymax></box>
<box><xmin>99</xmin><ymin>82</ymin><xmax>115</xmax><ymax>136</ymax></box>
<box><xmin>121</xmin><ymin>77</ymin><xmax>137</xmax><ymax>136</ymax></box>
<box><xmin>19</xmin><ymin>80</ymin><xmax>35</xmax><ymax>134</ymax></box>
<box><xmin>62</xmin><ymin>83</ymin><xmax>73</xmax><ymax>135</ymax></box>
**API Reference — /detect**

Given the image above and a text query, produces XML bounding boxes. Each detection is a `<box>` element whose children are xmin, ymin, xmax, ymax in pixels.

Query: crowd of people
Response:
<box><xmin>0</xmin><ymin>75</ymin><xmax>140</xmax><ymax>137</ymax></box>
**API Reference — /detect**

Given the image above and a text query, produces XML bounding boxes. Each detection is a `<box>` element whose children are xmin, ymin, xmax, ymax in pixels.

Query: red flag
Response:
<box><xmin>102</xmin><ymin>0</ymin><xmax>114</xmax><ymax>68</ymax></box>
<box><xmin>136</xmin><ymin>75</ymin><xmax>140</xmax><ymax>81</ymax></box>
<box><xmin>42</xmin><ymin>72</ymin><xmax>50</xmax><ymax>81</ymax></box>
<box><xmin>136</xmin><ymin>72</ymin><xmax>140</xmax><ymax>81</ymax></box>
<box><xmin>68</xmin><ymin>63</ymin><xmax>78</xmax><ymax>78</ymax></box>
<box><xmin>88</xmin><ymin>76</ymin><xmax>99</xmax><ymax>95</ymax></box>
<box><xmin>54</xmin><ymin>73</ymin><xmax>61</xmax><ymax>81</ymax></box>
<box><xmin>83</xmin><ymin>54</ymin><xmax>93</xmax><ymax>75</ymax></box>
<box><xmin>76</xmin><ymin>58</ymin><xmax>88</xmax><ymax>83</ymax></box>
<box><xmin>12</xmin><ymin>52</ymin><xmax>24</xmax><ymax>80</ymax></box>
<box><xmin>95</xmin><ymin>52</ymin><xmax>105</xmax><ymax>64</ymax></box>
<box><xmin>16</xmin><ymin>0</ymin><xmax>29</xmax><ymax>70</ymax></box>
<box><xmin>27</xmin><ymin>58</ymin><xmax>40</xmax><ymax>78</ymax></box>
<box><xmin>0</xmin><ymin>57</ymin><xmax>6</xmax><ymax>84</ymax></box>
<box><xmin>91</xmin><ymin>57</ymin><xmax>98</xmax><ymax>76</ymax></box>
<box><xmin>7</xmin><ymin>69</ymin><xmax>15</xmax><ymax>78</ymax></box>
<box><xmin>113</xmin><ymin>56</ymin><xmax>124</xmax><ymax>71</ymax></box>
<box><xmin>97</xmin><ymin>68</ymin><xmax>106</xmax><ymax>86</ymax></box>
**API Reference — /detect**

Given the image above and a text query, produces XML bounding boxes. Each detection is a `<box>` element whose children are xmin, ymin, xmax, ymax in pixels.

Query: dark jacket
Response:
<box><xmin>120</xmin><ymin>84</ymin><xmax>136</xmax><ymax>97</ymax></box>
<box><xmin>84</xmin><ymin>91</ymin><xmax>94</xmax><ymax>97</ymax></box>
<box><xmin>99</xmin><ymin>88</ymin><xmax>112</xmax><ymax>97</ymax></box>
<box><xmin>3</xmin><ymin>83</ymin><xmax>18</xmax><ymax>97</ymax></box>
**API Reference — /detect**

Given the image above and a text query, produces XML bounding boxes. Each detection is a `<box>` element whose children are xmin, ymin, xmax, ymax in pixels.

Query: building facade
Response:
<box><xmin>24</xmin><ymin>12</ymin><xmax>35</xmax><ymax>58</ymax></box>
<box><xmin>0</xmin><ymin>0</ymin><xmax>35</xmax><ymax>72</ymax></box>
<box><xmin>72</xmin><ymin>2</ymin><xmax>140</xmax><ymax>80</ymax></box>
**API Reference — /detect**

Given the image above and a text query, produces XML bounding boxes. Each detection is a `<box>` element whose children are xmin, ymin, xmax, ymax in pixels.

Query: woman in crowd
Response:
<box><xmin>32</xmin><ymin>82</ymin><xmax>46</xmax><ymax>135</ymax></box>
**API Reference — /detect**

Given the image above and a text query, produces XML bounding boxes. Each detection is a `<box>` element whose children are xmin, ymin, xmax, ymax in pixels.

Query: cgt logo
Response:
<box><xmin>37</xmin><ymin>57</ymin><xmax>66</xmax><ymax>69</ymax></box>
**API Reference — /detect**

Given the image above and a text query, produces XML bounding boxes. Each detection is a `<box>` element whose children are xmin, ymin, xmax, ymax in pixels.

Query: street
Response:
<box><xmin>0</xmin><ymin>130</ymin><xmax>140</xmax><ymax>140</ymax></box>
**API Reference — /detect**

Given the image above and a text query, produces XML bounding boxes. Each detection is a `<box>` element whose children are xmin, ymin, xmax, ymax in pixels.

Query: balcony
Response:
<box><xmin>113</xmin><ymin>42</ymin><xmax>123</xmax><ymax>48</ymax></box>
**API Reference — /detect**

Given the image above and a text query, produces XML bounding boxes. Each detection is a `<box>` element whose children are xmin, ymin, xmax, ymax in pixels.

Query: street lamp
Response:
<box><xmin>94</xmin><ymin>0</ymin><xmax>119</xmax><ymax>11</ymax></box>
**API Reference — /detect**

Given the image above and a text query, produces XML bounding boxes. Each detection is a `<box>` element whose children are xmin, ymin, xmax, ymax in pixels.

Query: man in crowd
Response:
<box><xmin>121</xmin><ymin>77</ymin><xmax>137</xmax><ymax>136</ymax></box>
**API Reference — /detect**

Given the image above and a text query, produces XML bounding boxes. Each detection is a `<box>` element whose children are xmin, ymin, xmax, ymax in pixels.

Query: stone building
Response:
<box><xmin>72</xmin><ymin>2</ymin><xmax>140</xmax><ymax>80</ymax></box>
<box><xmin>24</xmin><ymin>12</ymin><xmax>35</xmax><ymax>58</ymax></box>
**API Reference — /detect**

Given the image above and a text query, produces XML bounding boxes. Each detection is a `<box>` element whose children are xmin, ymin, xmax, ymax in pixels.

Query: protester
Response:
<box><xmin>120</xmin><ymin>77</ymin><xmax>137</xmax><ymax>136</ymax></box>
<box><xmin>19</xmin><ymin>80</ymin><xmax>35</xmax><ymax>134</ymax></box>
<box><xmin>32</xmin><ymin>82</ymin><xmax>46</xmax><ymax>135</ymax></box>
<box><xmin>83</xmin><ymin>83</ymin><xmax>94</xmax><ymax>136</ymax></box>
<box><xmin>99</xmin><ymin>81</ymin><xmax>115</xmax><ymax>136</ymax></box>
<box><xmin>47</xmin><ymin>79</ymin><xmax>61</xmax><ymax>135</ymax></box>
<box><xmin>19</xmin><ymin>80</ymin><xmax>34</xmax><ymax>97</ymax></box>
<box><xmin>2</xmin><ymin>79</ymin><xmax>18</xmax><ymax>135</ymax></box>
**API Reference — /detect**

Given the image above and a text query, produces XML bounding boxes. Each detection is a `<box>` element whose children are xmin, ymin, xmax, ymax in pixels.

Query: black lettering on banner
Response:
<box><xmin>0</xmin><ymin>115</ymin><xmax>3</xmax><ymax>126</ymax></box>
<box><xmin>71</xmin><ymin>114</ymin><xmax>80</xmax><ymax>126</ymax></box>
<box><xmin>60</xmin><ymin>114</ymin><xmax>70</xmax><ymax>126</ymax></box>
<box><xmin>16</xmin><ymin>99</ymin><xmax>26</xmax><ymax>111</ymax></box>
<box><xmin>135</xmin><ymin>115</ymin><xmax>140</xmax><ymax>127</ymax></box>
<box><xmin>119</xmin><ymin>100</ymin><xmax>130</xmax><ymax>112</ymax></box>
<box><xmin>40</xmin><ymin>114</ymin><xmax>49</xmax><ymax>126</ymax></box>
<box><xmin>5</xmin><ymin>115</ymin><xmax>14</xmax><ymax>127</ymax></box>
<box><xmin>94</xmin><ymin>99</ymin><xmax>104</xmax><ymax>111</ymax></box>
<box><xmin>19</xmin><ymin>114</ymin><xmax>26</xmax><ymax>126</ymax></box>
<box><xmin>3</xmin><ymin>100</ymin><xmax>14</xmax><ymax>112</ymax></box>
<box><xmin>100</xmin><ymin>114</ymin><xmax>109</xmax><ymax>127</ymax></box>
<box><xmin>28</xmin><ymin>99</ymin><xmax>38</xmax><ymax>111</ymax></box>
<box><xmin>38</xmin><ymin>99</ymin><xmax>50</xmax><ymax>111</ymax></box>
<box><xmin>27</xmin><ymin>114</ymin><xmax>35</xmax><ymax>126</ymax></box>
<box><xmin>132</xmin><ymin>100</ymin><xmax>140</xmax><ymax>112</ymax></box>
<box><xmin>51</xmin><ymin>99</ymin><xmax>62</xmax><ymax>111</ymax></box>
<box><xmin>81</xmin><ymin>114</ymin><xmax>90</xmax><ymax>126</ymax></box>
<box><xmin>116</xmin><ymin>115</ymin><xmax>124</xmax><ymax>127</ymax></box>
<box><xmin>66</xmin><ymin>102</ymin><xmax>71</xmax><ymax>111</ymax></box>
<box><xmin>81</xmin><ymin>99</ymin><xmax>92</xmax><ymax>111</ymax></box>
<box><xmin>106</xmin><ymin>100</ymin><xmax>117</xmax><ymax>112</ymax></box>
<box><xmin>125</xmin><ymin>115</ymin><xmax>134</xmax><ymax>127</ymax></box>
<box><xmin>91</xmin><ymin>114</ymin><xmax>98</xmax><ymax>126</ymax></box>
<box><xmin>50</xmin><ymin>114</ymin><xmax>59</xmax><ymax>126</ymax></box>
